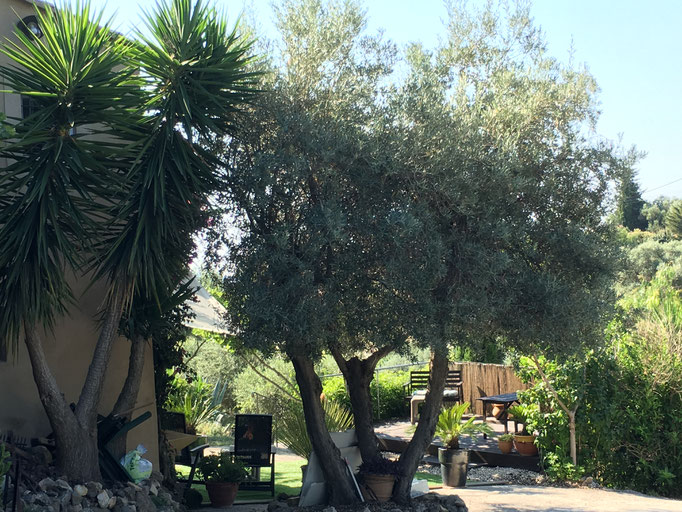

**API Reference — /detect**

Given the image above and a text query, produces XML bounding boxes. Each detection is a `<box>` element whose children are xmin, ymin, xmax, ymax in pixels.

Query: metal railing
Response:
<box><xmin>320</xmin><ymin>361</ymin><xmax>429</xmax><ymax>418</ymax></box>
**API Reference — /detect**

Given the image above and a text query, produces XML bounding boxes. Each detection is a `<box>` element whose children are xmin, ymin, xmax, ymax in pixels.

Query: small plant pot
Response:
<box><xmin>438</xmin><ymin>447</ymin><xmax>468</xmax><ymax>487</ymax></box>
<box><xmin>205</xmin><ymin>481</ymin><xmax>240</xmax><ymax>507</ymax></box>
<box><xmin>497</xmin><ymin>439</ymin><xmax>513</xmax><ymax>454</ymax></box>
<box><xmin>361</xmin><ymin>473</ymin><xmax>396</xmax><ymax>502</ymax></box>
<box><xmin>513</xmin><ymin>435</ymin><xmax>538</xmax><ymax>457</ymax></box>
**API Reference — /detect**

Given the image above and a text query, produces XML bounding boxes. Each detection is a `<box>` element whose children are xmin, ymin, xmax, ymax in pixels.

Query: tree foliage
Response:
<box><xmin>0</xmin><ymin>0</ymin><xmax>259</xmax><ymax>480</ymax></box>
<box><xmin>614</xmin><ymin>169</ymin><xmax>647</xmax><ymax>230</ymax></box>
<box><xmin>518</xmin><ymin>267</ymin><xmax>682</xmax><ymax>496</ymax></box>
<box><xmin>665</xmin><ymin>200</ymin><xmax>682</xmax><ymax>238</ymax></box>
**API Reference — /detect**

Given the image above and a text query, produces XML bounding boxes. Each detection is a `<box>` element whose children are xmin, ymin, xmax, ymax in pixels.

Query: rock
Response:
<box><xmin>583</xmin><ymin>476</ymin><xmax>594</xmax><ymax>486</ymax></box>
<box><xmin>322</xmin><ymin>506</ymin><xmax>336</xmax><ymax>512</ymax></box>
<box><xmin>38</xmin><ymin>477</ymin><xmax>57</xmax><ymax>493</ymax></box>
<box><xmin>33</xmin><ymin>491</ymin><xmax>53</xmax><ymax>506</ymax></box>
<box><xmin>113</xmin><ymin>505</ymin><xmax>137</xmax><ymax>512</ymax></box>
<box><xmin>31</xmin><ymin>445</ymin><xmax>54</xmax><ymax>465</ymax></box>
<box><xmin>135</xmin><ymin>490</ymin><xmax>157</xmax><ymax>512</ymax></box>
<box><xmin>127</xmin><ymin>482</ymin><xmax>143</xmax><ymax>493</ymax></box>
<box><xmin>98</xmin><ymin>491</ymin><xmax>112</xmax><ymax>508</ymax></box>
<box><xmin>149</xmin><ymin>480</ymin><xmax>160</xmax><ymax>496</ymax></box>
<box><xmin>72</xmin><ymin>491</ymin><xmax>84</xmax><ymax>506</ymax></box>
<box><xmin>87</xmin><ymin>481</ymin><xmax>104</xmax><ymax>498</ymax></box>
<box><xmin>150</xmin><ymin>471</ymin><xmax>163</xmax><ymax>483</ymax></box>
<box><xmin>268</xmin><ymin>500</ymin><xmax>290</xmax><ymax>512</ymax></box>
<box><xmin>67</xmin><ymin>505</ymin><xmax>84</xmax><ymax>512</ymax></box>
<box><xmin>56</xmin><ymin>479</ymin><xmax>72</xmax><ymax>491</ymax></box>
<box><xmin>157</xmin><ymin>489</ymin><xmax>173</xmax><ymax>505</ymax></box>
<box><xmin>121</xmin><ymin>486</ymin><xmax>137</xmax><ymax>502</ymax></box>
<box><xmin>74</xmin><ymin>484</ymin><xmax>89</xmax><ymax>497</ymax></box>
<box><xmin>107</xmin><ymin>496</ymin><xmax>118</xmax><ymax>509</ymax></box>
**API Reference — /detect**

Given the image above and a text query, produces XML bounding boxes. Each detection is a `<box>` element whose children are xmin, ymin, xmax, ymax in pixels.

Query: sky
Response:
<box><xmin>92</xmin><ymin>0</ymin><xmax>682</xmax><ymax>201</ymax></box>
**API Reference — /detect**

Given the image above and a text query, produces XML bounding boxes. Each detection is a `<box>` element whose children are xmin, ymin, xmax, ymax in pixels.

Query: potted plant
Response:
<box><xmin>508</xmin><ymin>405</ymin><xmax>539</xmax><ymax>457</ymax></box>
<box><xmin>197</xmin><ymin>452</ymin><xmax>248</xmax><ymax>507</ymax></box>
<box><xmin>497</xmin><ymin>433</ymin><xmax>514</xmax><ymax>454</ymax></box>
<box><xmin>435</xmin><ymin>402</ymin><xmax>492</xmax><ymax>487</ymax></box>
<box><xmin>358</xmin><ymin>457</ymin><xmax>400</xmax><ymax>502</ymax></box>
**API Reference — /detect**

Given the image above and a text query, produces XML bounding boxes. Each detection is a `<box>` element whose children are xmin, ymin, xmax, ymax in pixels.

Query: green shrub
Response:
<box><xmin>518</xmin><ymin>338</ymin><xmax>682</xmax><ymax>495</ymax></box>
<box><xmin>165</xmin><ymin>376</ymin><xmax>228</xmax><ymax>434</ymax></box>
<box><xmin>278</xmin><ymin>398</ymin><xmax>354</xmax><ymax>458</ymax></box>
<box><xmin>198</xmin><ymin>453</ymin><xmax>248</xmax><ymax>482</ymax></box>
<box><xmin>322</xmin><ymin>370</ymin><xmax>409</xmax><ymax>420</ymax></box>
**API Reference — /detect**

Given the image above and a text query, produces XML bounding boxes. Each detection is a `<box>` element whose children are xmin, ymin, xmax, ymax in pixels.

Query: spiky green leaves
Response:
<box><xmin>0</xmin><ymin>0</ymin><xmax>260</xmax><ymax>355</ymax></box>
<box><xmin>0</xmin><ymin>1</ymin><xmax>135</xmax><ymax>351</ymax></box>
<box><xmin>96</xmin><ymin>0</ymin><xmax>260</xmax><ymax>305</ymax></box>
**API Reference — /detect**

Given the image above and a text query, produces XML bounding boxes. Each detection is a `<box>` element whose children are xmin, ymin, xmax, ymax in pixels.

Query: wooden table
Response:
<box><xmin>477</xmin><ymin>392</ymin><xmax>519</xmax><ymax>434</ymax></box>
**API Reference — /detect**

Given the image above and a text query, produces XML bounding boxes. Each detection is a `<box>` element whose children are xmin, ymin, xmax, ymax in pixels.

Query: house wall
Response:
<box><xmin>0</xmin><ymin>0</ymin><xmax>160</xmax><ymax>469</ymax></box>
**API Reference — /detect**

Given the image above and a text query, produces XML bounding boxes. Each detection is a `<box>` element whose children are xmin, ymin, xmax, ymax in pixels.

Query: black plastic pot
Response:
<box><xmin>438</xmin><ymin>447</ymin><xmax>468</xmax><ymax>487</ymax></box>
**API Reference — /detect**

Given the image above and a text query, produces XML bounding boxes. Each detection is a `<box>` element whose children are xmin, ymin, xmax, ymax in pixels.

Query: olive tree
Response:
<box><xmin>210</xmin><ymin>0</ymin><xmax>629</xmax><ymax>504</ymax></box>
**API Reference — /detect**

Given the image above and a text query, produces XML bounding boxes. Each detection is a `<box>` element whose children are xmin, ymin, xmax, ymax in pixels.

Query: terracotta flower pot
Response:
<box><xmin>514</xmin><ymin>434</ymin><xmax>538</xmax><ymax>457</ymax></box>
<box><xmin>205</xmin><ymin>481</ymin><xmax>240</xmax><ymax>507</ymax></box>
<box><xmin>497</xmin><ymin>439</ymin><xmax>513</xmax><ymax>454</ymax></box>
<box><xmin>362</xmin><ymin>473</ymin><xmax>396</xmax><ymax>502</ymax></box>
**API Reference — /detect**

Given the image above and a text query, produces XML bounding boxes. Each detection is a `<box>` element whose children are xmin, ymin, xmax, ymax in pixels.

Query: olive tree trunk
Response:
<box><xmin>331</xmin><ymin>346</ymin><xmax>392</xmax><ymax>463</ymax></box>
<box><xmin>290</xmin><ymin>353</ymin><xmax>360</xmax><ymax>505</ymax></box>
<box><xmin>392</xmin><ymin>350</ymin><xmax>448</xmax><ymax>504</ymax></box>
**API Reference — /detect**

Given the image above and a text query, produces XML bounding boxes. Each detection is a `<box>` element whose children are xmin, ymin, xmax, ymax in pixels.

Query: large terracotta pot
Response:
<box><xmin>514</xmin><ymin>435</ymin><xmax>538</xmax><ymax>456</ymax></box>
<box><xmin>205</xmin><ymin>481</ymin><xmax>240</xmax><ymax>507</ymax></box>
<box><xmin>438</xmin><ymin>447</ymin><xmax>468</xmax><ymax>487</ymax></box>
<box><xmin>362</xmin><ymin>473</ymin><xmax>396</xmax><ymax>502</ymax></box>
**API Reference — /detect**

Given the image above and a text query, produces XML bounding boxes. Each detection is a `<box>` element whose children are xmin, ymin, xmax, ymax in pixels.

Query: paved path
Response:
<box><xmin>202</xmin><ymin>486</ymin><xmax>682</xmax><ymax>512</ymax></box>
<box><xmin>440</xmin><ymin>485</ymin><xmax>682</xmax><ymax>512</ymax></box>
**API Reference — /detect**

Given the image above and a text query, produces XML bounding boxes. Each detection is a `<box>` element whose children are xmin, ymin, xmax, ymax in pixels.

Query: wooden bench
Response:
<box><xmin>405</xmin><ymin>370</ymin><xmax>464</xmax><ymax>424</ymax></box>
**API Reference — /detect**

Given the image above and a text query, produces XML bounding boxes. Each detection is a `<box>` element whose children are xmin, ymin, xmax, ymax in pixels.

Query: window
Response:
<box><xmin>21</xmin><ymin>95</ymin><xmax>40</xmax><ymax>118</ymax></box>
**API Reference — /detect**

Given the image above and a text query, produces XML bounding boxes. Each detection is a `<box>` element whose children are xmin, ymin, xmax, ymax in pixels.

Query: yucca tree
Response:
<box><xmin>0</xmin><ymin>0</ymin><xmax>258</xmax><ymax>481</ymax></box>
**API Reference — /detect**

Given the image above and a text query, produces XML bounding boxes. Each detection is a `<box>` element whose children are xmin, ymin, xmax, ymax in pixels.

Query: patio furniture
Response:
<box><xmin>406</xmin><ymin>370</ymin><xmax>464</xmax><ymax>424</ymax></box>
<box><xmin>159</xmin><ymin>411</ymin><xmax>209</xmax><ymax>489</ymax></box>
<box><xmin>477</xmin><ymin>392</ymin><xmax>519</xmax><ymax>435</ymax></box>
<box><xmin>230</xmin><ymin>414</ymin><xmax>275</xmax><ymax>496</ymax></box>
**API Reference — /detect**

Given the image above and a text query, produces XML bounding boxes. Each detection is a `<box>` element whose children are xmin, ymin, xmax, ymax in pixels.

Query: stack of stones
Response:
<box><xmin>13</xmin><ymin>471</ymin><xmax>182</xmax><ymax>512</ymax></box>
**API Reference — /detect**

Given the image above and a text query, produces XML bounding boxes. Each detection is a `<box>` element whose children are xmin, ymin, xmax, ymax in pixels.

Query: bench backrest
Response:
<box><xmin>410</xmin><ymin>370</ymin><xmax>462</xmax><ymax>390</ymax></box>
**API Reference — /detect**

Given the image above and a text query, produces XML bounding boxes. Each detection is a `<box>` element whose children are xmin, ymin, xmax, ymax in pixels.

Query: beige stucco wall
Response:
<box><xmin>0</xmin><ymin>278</ymin><xmax>161</xmax><ymax>469</ymax></box>
<box><xmin>0</xmin><ymin>0</ymin><xmax>160</xmax><ymax>469</ymax></box>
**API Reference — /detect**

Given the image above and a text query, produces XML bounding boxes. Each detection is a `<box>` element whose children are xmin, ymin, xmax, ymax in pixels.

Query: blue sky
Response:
<box><xmin>93</xmin><ymin>0</ymin><xmax>682</xmax><ymax>200</ymax></box>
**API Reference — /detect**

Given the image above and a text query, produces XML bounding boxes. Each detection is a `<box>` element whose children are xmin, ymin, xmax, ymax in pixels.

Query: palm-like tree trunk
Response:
<box><xmin>23</xmin><ymin>290</ymin><xmax>125</xmax><ymax>481</ymax></box>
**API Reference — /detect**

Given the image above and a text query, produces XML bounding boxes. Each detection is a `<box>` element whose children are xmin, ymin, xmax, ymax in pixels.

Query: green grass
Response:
<box><xmin>177</xmin><ymin>459</ymin><xmax>304</xmax><ymax>505</ymax></box>
<box><xmin>178</xmin><ymin>463</ymin><xmax>442</xmax><ymax>507</ymax></box>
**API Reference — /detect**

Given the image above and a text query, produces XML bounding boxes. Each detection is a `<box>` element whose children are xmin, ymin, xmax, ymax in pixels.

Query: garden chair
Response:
<box><xmin>159</xmin><ymin>411</ymin><xmax>209</xmax><ymax>489</ymax></box>
<box><xmin>405</xmin><ymin>370</ymin><xmax>464</xmax><ymax>423</ymax></box>
<box><xmin>231</xmin><ymin>414</ymin><xmax>275</xmax><ymax>496</ymax></box>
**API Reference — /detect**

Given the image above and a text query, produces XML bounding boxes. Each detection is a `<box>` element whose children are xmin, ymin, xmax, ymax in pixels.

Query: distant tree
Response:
<box><xmin>615</xmin><ymin>169</ymin><xmax>648</xmax><ymax>230</ymax></box>
<box><xmin>666</xmin><ymin>200</ymin><xmax>682</xmax><ymax>238</ymax></box>
<box><xmin>641</xmin><ymin>196</ymin><xmax>676</xmax><ymax>232</ymax></box>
